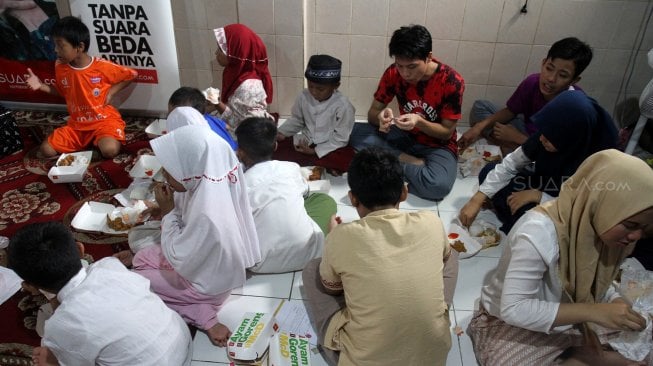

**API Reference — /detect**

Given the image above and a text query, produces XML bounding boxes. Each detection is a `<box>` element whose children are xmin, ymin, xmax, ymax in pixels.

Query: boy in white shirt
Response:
<box><xmin>275</xmin><ymin>54</ymin><xmax>355</xmax><ymax>174</ymax></box>
<box><xmin>8</xmin><ymin>222</ymin><xmax>192</xmax><ymax>366</ymax></box>
<box><xmin>236</xmin><ymin>117</ymin><xmax>337</xmax><ymax>273</ymax></box>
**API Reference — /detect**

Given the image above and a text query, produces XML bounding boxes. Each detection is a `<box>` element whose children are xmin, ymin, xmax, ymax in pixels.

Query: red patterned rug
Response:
<box><xmin>0</xmin><ymin>110</ymin><xmax>156</xmax><ymax>365</ymax></box>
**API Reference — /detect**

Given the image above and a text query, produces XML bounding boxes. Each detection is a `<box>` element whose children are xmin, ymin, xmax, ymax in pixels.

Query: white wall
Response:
<box><xmin>173</xmin><ymin>0</ymin><xmax>653</xmax><ymax>124</ymax></box>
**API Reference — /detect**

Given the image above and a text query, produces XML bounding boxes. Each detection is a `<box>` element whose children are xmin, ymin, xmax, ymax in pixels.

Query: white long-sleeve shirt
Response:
<box><xmin>479</xmin><ymin>147</ymin><xmax>554</xmax><ymax>203</ymax></box>
<box><xmin>245</xmin><ymin>160</ymin><xmax>324</xmax><ymax>273</ymax></box>
<box><xmin>278</xmin><ymin>89</ymin><xmax>355</xmax><ymax>158</ymax></box>
<box><xmin>43</xmin><ymin>257</ymin><xmax>192</xmax><ymax>366</ymax></box>
<box><xmin>480</xmin><ymin>210</ymin><xmax>619</xmax><ymax>334</ymax></box>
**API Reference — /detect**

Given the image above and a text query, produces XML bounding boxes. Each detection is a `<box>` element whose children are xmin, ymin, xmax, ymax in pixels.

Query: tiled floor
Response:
<box><xmin>191</xmin><ymin>139</ymin><xmax>504</xmax><ymax>366</ymax></box>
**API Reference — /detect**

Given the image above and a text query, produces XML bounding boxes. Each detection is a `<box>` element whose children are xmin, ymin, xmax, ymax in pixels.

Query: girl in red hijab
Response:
<box><xmin>213</xmin><ymin>24</ymin><xmax>274</xmax><ymax>128</ymax></box>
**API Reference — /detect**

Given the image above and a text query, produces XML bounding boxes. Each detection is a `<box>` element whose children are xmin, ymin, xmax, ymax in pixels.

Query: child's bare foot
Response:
<box><xmin>206</xmin><ymin>322</ymin><xmax>231</xmax><ymax>347</ymax></box>
<box><xmin>113</xmin><ymin>250</ymin><xmax>134</xmax><ymax>267</ymax></box>
<box><xmin>32</xmin><ymin>346</ymin><xmax>59</xmax><ymax>366</ymax></box>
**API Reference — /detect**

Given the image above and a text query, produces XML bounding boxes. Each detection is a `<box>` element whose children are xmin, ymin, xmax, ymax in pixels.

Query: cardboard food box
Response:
<box><xmin>268</xmin><ymin>332</ymin><xmax>312</xmax><ymax>366</ymax></box>
<box><xmin>300</xmin><ymin>166</ymin><xmax>330</xmax><ymax>194</ymax></box>
<box><xmin>71</xmin><ymin>201</ymin><xmax>131</xmax><ymax>235</ymax></box>
<box><xmin>228</xmin><ymin>312</ymin><xmax>279</xmax><ymax>365</ymax></box>
<box><xmin>129</xmin><ymin>154</ymin><xmax>162</xmax><ymax>179</ymax></box>
<box><xmin>47</xmin><ymin>151</ymin><xmax>92</xmax><ymax>183</ymax></box>
<box><xmin>145</xmin><ymin>118</ymin><xmax>167</xmax><ymax>138</ymax></box>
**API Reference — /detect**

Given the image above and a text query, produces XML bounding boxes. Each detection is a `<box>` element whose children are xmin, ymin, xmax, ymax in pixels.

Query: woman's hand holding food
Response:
<box><xmin>590</xmin><ymin>302</ymin><xmax>646</xmax><ymax>332</ymax></box>
<box><xmin>459</xmin><ymin>192</ymin><xmax>486</xmax><ymax>227</ymax></box>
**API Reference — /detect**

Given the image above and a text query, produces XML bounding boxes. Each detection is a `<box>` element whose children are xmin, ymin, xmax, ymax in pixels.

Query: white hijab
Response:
<box><xmin>167</xmin><ymin>106</ymin><xmax>208</xmax><ymax>132</ymax></box>
<box><xmin>151</xmin><ymin>125</ymin><xmax>260</xmax><ymax>295</ymax></box>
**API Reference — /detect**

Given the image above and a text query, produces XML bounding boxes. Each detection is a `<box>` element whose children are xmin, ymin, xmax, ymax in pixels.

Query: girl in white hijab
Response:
<box><xmin>166</xmin><ymin>106</ymin><xmax>208</xmax><ymax>131</ymax></box>
<box><xmin>132</xmin><ymin>125</ymin><xmax>260</xmax><ymax>347</ymax></box>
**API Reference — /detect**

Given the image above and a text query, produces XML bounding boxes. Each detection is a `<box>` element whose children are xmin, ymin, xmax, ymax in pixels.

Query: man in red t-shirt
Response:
<box><xmin>349</xmin><ymin>25</ymin><xmax>464</xmax><ymax>201</ymax></box>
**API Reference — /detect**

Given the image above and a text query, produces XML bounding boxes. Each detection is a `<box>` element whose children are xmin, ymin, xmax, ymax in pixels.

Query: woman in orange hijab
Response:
<box><xmin>212</xmin><ymin>24</ymin><xmax>274</xmax><ymax>128</ymax></box>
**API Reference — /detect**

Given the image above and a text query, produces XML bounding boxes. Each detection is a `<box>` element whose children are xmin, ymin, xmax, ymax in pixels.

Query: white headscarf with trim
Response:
<box><xmin>151</xmin><ymin>125</ymin><xmax>260</xmax><ymax>295</ymax></box>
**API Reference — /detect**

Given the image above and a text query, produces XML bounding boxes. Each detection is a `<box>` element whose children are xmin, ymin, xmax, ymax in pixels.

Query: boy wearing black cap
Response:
<box><xmin>275</xmin><ymin>54</ymin><xmax>356</xmax><ymax>174</ymax></box>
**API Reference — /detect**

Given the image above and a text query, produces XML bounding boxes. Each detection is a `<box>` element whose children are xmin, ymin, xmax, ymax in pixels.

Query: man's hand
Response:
<box><xmin>458</xmin><ymin>125</ymin><xmax>482</xmax><ymax>151</ymax></box>
<box><xmin>328</xmin><ymin>214</ymin><xmax>342</xmax><ymax>233</ymax></box>
<box><xmin>377</xmin><ymin>108</ymin><xmax>394</xmax><ymax>133</ymax></box>
<box><xmin>276</xmin><ymin>132</ymin><xmax>287</xmax><ymax>142</ymax></box>
<box><xmin>394</xmin><ymin>113</ymin><xmax>420</xmax><ymax>131</ymax></box>
<box><xmin>492</xmin><ymin>123</ymin><xmax>527</xmax><ymax>145</ymax></box>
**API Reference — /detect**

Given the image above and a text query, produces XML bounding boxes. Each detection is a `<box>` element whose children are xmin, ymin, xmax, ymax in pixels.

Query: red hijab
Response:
<box><xmin>217</xmin><ymin>24</ymin><xmax>273</xmax><ymax>104</ymax></box>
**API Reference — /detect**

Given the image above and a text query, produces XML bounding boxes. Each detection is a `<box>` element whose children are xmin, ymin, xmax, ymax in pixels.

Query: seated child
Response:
<box><xmin>127</xmin><ymin>125</ymin><xmax>260</xmax><ymax>347</ymax></box>
<box><xmin>235</xmin><ymin>117</ymin><xmax>336</xmax><ymax>273</ymax></box>
<box><xmin>275</xmin><ymin>54</ymin><xmax>356</xmax><ymax>173</ymax></box>
<box><xmin>8</xmin><ymin>222</ymin><xmax>192</xmax><ymax>366</ymax></box>
<box><xmin>26</xmin><ymin>16</ymin><xmax>137</xmax><ymax>158</ymax></box>
<box><xmin>167</xmin><ymin>86</ymin><xmax>237</xmax><ymax>150</ymax></box>
<box><xmin>459</xmin><ymin>90</ymin><xmax>617</xmax><ymax>234</ymax></box>
<box><xmin>302</xmin><ymin>147</ymin><xmax>459</xmax><ymax>366</ymax></box>
<box><xmin>458</xmin><ymin>37</ymin><xmax>592</xmax><ymax>153</ymax></box>
<box><xmin>468</xmin><ymin>150</ymin><xmax>653</xmax><ymax>365</ymax></box>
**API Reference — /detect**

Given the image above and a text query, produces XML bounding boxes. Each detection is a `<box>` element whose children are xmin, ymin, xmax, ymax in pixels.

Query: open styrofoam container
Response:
<box><xmin>70</xmin><ymin>201</ymin><xmax>128</xmax><ymax>235</ymax></box>
<box><xmin>47</xmin><ymin>151</ymin><xmax>93</xmax><ymax>183</ymax></box>
<box><xmin>145</xmin><ymin>118</ymin><xmax>167</xmax><ymax>138</ymax></box>
<box><xmin>129</xmin><ymin>155</ymin><xmax>162</xmax><ymax>179</ymax></box>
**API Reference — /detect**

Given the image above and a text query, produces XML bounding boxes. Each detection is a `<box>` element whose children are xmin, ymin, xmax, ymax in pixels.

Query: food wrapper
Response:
<box><xmin>608</xmin><ymin>266</ymin><xmax>653</xmax><ymax>361</ymax></box>
<box><xmin>203</xmin><ymin>87</ymin><xmax>220</xmax><ymax>104</ymax></box>
<box><xmin>107</xmin><ymin>200</ymin><xmax>149</xmax><ymax>226</ymax></box>
<box><xmin>448</xmin><ymin>217</ymin><xmax>503</xmax><ymax>259</ymax></box>
<box><xmin>458</xmin><ymin>144</ymin><xmax>502</xmax><ymax>177</ymax></box>
<box><xmin>268</xmin><ymin>332</ymin><xmax>312</xmax><ymax>366</ymax></box>
<box><xmin>227</xmin><ymin>312</ymin><xmax>278</xmax><ymax>365</ymax></box>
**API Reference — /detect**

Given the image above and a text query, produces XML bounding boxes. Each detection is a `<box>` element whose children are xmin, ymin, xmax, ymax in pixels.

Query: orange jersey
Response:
<box><xmin>54</xmin><ymin>57</ymin><xmax>137</xmax><ymax>131</ymax></box>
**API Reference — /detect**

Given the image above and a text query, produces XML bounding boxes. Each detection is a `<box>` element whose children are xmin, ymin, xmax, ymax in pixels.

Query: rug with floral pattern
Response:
<box><xmin>0</xmin><ymin>110</ymin><xmax>156</xmax><ymax>365</ymax></box>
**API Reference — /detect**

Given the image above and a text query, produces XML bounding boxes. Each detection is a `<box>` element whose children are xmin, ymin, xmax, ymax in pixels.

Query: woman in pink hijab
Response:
<box><xmin>213</xmin><ymin>24</ymin><xmax>274</xmax><ymax>128</ymax></box>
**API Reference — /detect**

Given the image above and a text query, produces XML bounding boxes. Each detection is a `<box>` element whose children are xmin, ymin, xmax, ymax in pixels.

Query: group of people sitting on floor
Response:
<box><xmin>9</xmin><ymin>14</ymin><xmax>652</xmax><ymax>366</ymax></box>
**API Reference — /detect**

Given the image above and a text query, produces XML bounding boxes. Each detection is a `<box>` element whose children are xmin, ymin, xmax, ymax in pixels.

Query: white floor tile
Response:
<box><xmin>455</xmin><ymin>310</ymin><xmax>480</xmax><ymax>366</ymax></box>
<box><xmin>323</xmin><ymin>173</ymin><xmax>350</xmax><ymax>205</ymax></box>
<box><xmin>437</xmin><ymin>176</ymin><xmax>479</xmax><ymax>212</ymax></box>
<box><xmin>453</xmin><ymin>256</ymin><xmax>498</xmax><ymax>311</ymax></box>
<box><xmin>192</xmin><ymin>296</ymin><xmax>283</xmax><ymax>363</ymax></box>
<box><xmin>190</xmin><ymin>361</ymin><xmax>229</xmax><ymax>365</ymax></box>
<box><xmin>447</xmin><ymin>308</ymin><xmax>464</xmax><ymax>366</ymax></box>
<box><xmin>334</xmin><ymin>204</ymin><xmax>360</xmax><ymax>224</ymax></box>
<box><xmin>231</xmin><ymin>272</ymin><xmax>294</xmax><ymax>298</ymax></box>
<box><xmin>290</xmin><ymin>271</ymin><xmax>305</xmax><ymax>300</ymax></box>
<box><xmin>400</xmin><ymin>192</ymin><xmax>439</xmax><ymax>211</ymax></box>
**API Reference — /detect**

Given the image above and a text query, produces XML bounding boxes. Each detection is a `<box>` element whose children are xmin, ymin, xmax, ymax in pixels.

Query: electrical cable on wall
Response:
<box><xmin>521</xmin><ymin>0</ymin><xmax>528</xmax><ymax>14</ymax></box>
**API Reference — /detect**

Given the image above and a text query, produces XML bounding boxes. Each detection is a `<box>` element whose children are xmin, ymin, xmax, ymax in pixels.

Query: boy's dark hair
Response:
<box><xmin>51</xmin><ymin>16</ymin><xmax>90</xmax><ymax>52</ymax></box>
<box><xmin>347</xmin><ymin>147</ymin><xmax>404</xmax><ymax>208</ymax></box>
<box><xmin>388</xmin><ymin>24</ymin><xmax>432</xmax><ymax>60</ymax></box>
<box><xmin>235</xmin><ymin>117</ymin><xmax>277</xmax><ymax>164</ymax></box>
<box><xmin>546</xmin><ymin>37</ymin><xmax>593</xmax><ymax>78</ymax></box>
<box><xmin>8</xmin><ymin>222</ymin><xmax>82</xmax><ymax>292</ymax></box>
<box><xmin>168</xmin><ymin>87</ymin><xmax>207</xmax><ymax>114</ymax></box>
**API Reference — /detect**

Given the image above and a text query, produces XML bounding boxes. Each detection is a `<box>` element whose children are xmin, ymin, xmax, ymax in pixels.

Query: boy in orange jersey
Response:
<box><xmin>26</xmin><ymin>16</ymin><xmax>137</xmax><ymax>158</ymax></box>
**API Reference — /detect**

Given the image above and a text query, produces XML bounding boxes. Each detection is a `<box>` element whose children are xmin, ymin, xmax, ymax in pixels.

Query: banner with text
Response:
<box><xmin>0</xmin><ymin>0</ymin><xmax>179</xmax><ymax>114</ymax></box>
<box><xmin>69</xmin><ymin>0</ymin><xmax>180</xmax><ymax>113</ymax></box>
